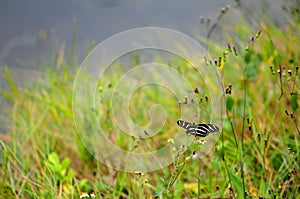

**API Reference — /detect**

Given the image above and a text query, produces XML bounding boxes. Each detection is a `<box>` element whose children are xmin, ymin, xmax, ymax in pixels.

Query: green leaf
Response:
<box><xmin>153</xmin><ymin>189</ymin><xmax>166</xmax><ymax>197</ymax></box>
<box><xmin>59</xmin><ymin>169</ymin><xmax>67</xmax><ymax>178</ymax></box>
<box><xmin>246</xmin><ymin>64</ymin><xmax>259</xmax><ymax>79</ymax></box>
<box><xmin>65</xmin><ymin>169</ymin><xmax>74</xmax><ymax>182</ymax></box>
<box><xmin>61</xmin><ymin>158</ymin><xmax>71</xmax><ymax>170</ymax></box>
<box><xmin>226</xmin><ymin>96</ymin><xmax>234</xmax><ymax>111</ymax></box>
<box><xmin>3</xmin><ymin>67</ymin><xmax>20</xmax><ymax>100</ymax></box>
<box><xmin>291</xmin><ymin>92</ymin><xmax>298</xmax><ymax>111</ymax></box>
<box><xmin>244</xmin><ymin>51</ymin><xmax>252</xmax><ymax>64</ymax></box>
<box><xmin>78</xmin><ymin>179</ymin><xmax>91</xmax><ymax>191</ymax></box>
<box><xmin>229</xmin><ymin>170</ymin><xmax>245</xmax><ymax>198</ymax></box>
<box><xmin>157</xmin><ymin>175</ymin><xmax>168</xmax><ymax>188</ymax></box>
<box><xmin>48</xmin><ymin>152</ymin><xmax>59</xmax><ymax>165</ymax></box>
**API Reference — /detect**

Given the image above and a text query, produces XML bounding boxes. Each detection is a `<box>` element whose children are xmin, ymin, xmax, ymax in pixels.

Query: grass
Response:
<box><xmin>1</xmin><ymin>2</ymin><xmax>300</xmax><ymax>199</ymax></box>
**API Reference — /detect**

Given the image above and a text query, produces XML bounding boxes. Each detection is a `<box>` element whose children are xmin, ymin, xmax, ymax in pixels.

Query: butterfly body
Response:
<box><xmin>177</xmin><ymin>120</ymin><xmax>219</xmax><ymax>137</ymax></box>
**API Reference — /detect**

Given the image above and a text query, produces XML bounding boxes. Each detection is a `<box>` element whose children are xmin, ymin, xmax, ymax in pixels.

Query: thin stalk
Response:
<box><xmin>241</xmin><ymin>62</ymin><xmax>248</xmax><ymax>198</ymax></box>
<box><xmin>167</xmin><ymin>161</ymin><xmax>186</xmax><ymax>190</ymax></box>
<box><xmin>216</xmin><ymin>65</ymin><xmax>236</xmax><ymax>198</ymax></box>
<box><xmin>205</xmin><ymin>6</ymin><xmax>229</xmax><ymax>51</ymax></box>
<box><xmin>226</xmin><ymin>109</ymin><xmax>239</xmax><ymax>148</ymax></box>
<box><xmin>197</xmin><ymin>158</ymin><xmax>202</xmax><ymax>199</ymax></box>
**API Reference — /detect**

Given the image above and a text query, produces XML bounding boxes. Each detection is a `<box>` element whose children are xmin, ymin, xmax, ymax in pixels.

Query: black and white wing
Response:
<box><xmin>177</xmin><ymin>120</ymin><xmax>219</xmax><ymax>137</ymax></box>
<box><xmin>186</xmin><ymin>123</ymin><xmax>219</xmax><ymax>137</ymax></box>
<box><xmin>177</xmin><ymin>120</ymin><xmax>192</xmax><ymax>129</ymax></box>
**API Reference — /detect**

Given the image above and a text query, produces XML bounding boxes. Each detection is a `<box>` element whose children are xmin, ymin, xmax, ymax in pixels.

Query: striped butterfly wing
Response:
<box><xmin>187</xmin><ymin>123</ymin><xmax>219</xmax><ymax>137</ymax></box>
<box><xmin>177</xmin><ymin>120</ymin><xmax>219</xmax><ymax>137</ymax></box>
<box><xmin>177</xmin><ymin>120</ymin><xmax>192</xmax><ymax>129</ymax></box>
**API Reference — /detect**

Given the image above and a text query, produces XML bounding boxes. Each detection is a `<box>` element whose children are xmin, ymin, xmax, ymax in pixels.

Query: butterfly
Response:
<box><xmin>177</xmin><ymin>120</ymin><xmax>219</xmax><ymax>137</ymax></box>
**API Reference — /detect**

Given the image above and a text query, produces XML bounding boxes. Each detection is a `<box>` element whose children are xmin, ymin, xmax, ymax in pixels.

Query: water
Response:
<box><xmin>0</xmin><ymin>0</ymin><xmax>228</xmax><ymax>69</ymax></box>
<box><xmin>0</xmin><ymin>0</ymin><xmax>287</xmax><ymax>71</ymax></box>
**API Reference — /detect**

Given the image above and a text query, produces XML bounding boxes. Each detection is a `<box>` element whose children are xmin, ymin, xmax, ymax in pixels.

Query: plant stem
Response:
<box><xmin>241</xmin><ymin>62</ymin><xmax>247</xmax><ymax>199</ymax></box>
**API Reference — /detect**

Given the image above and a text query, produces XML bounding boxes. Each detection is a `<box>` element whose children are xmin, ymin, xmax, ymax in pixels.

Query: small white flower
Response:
<box><xmin>80</xmin><ymin>192</ymin><xmax>95</xmax><ymax>198</ymax></box>
<box><xmin>197</xmin><ymin>138</ymin><xmax>206</xmax><ymax>145</ymax></box>
<box><xmin>167</xmin><ymin>138</ymin><xmax>174</xmax><ymax>144</ymax></box>
<box><xmin>80</xmin><ymin>193</ymin><xmax>90</xmax><ymax>198</ymax></box>
<box><xmin>191</xmin><ymin>153</ymin><xmax>201</xmax><ymax>159</ymax></box>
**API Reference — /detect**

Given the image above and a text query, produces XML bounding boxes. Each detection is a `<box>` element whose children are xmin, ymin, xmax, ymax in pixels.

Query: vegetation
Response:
<box><xmin>1</xmin><ymin>1</ymin><xmax>299</xmax><ymax>198</ymax></box>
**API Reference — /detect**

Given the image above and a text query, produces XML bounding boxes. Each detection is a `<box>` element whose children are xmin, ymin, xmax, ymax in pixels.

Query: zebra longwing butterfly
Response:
<box><xmin>177</xmin><ymin>120</ymin><xmax>219</xmax><ymax>137</ymax></box>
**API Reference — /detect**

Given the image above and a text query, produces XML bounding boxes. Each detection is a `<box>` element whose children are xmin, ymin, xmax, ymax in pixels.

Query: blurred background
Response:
<box><xmin>0</xmin><ymin>0</ymin><xmax>285</xmax><ymax>72</ymax></box>
<box><xmin>0</xmin><ymin>0</ymin><xmax>287</xmax><ymax>140</ymax></box>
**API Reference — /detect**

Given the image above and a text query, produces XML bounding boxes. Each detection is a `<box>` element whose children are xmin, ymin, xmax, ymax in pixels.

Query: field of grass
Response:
<box><xmin>1</xmin><ymin>2</ymin><xmax>299</xmax><ymax>199</ymax></box>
